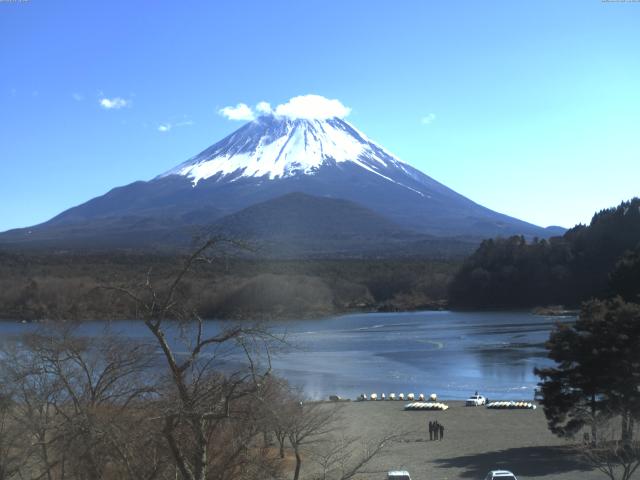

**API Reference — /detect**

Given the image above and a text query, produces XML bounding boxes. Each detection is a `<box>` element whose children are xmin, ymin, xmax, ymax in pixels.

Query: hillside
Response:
<box><xmin>211</xmin><ymin>192</ymin><xmax>476</xmax><ymax>258</ymax></box>
<box><xmin>449</xmin><ymin>198</ymin><xmax>640</xmax><ymax>308</ymax></box>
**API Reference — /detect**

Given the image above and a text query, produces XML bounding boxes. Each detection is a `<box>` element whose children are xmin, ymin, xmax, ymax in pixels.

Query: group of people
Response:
<box><xmin>428</xmin><ymin>420</ymin><xmax>444</xmax><ymax>440</ymax></box>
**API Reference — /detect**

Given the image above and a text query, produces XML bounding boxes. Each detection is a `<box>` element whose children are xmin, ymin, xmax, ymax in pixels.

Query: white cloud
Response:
<box><xmin>421</xmin><ymin>113</ymin><xmax>436</xmax><ymax>125</ymax></box>
<box><xmin>99</xmin><ymin>97</ymin><xmax>130</xmax><ymax>110</ymax></box>
<box><xmin>256</xmin><ymin>101</ymin><xmax>272</xmax><ymax>114</ymax></box>
<box><xmin>274</xmin><ymin>94</ymin><xmax>350</xmax><ymax>120</ymax></box>
<box><xmin>218</xmin><ymin>95</ymin><xmax>352</xmax><ymax>122</ymax></box>
<box><xmin>157</xmin><ymin>120</ymin><xmax>194</xmax><ymax>133</ymax></box>
<box><xmin>219</xmin><ymin>103</ymin><xmax>255</xmax><ymax>121</ymax></box>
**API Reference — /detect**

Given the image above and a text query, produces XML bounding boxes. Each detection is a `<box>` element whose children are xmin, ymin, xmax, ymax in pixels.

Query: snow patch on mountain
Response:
<box><xmin>161</xmin><ymin>115</ymin><xmax>424</xmax><ymax>197</ymax></box>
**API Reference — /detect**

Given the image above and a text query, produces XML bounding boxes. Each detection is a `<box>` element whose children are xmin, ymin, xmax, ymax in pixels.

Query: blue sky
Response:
<box><xmin>1</xmin><ymin>0</ymin><xmax>639</xmax><ymax>232</ymax></box>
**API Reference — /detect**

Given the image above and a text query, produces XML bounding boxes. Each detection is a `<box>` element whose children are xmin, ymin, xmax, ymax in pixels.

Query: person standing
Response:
<box><xmin>439</xmin><ymin>423</ymin><xmax>445</xmax><ymax>440</ymax></box>
<box><xmin>433</xmin><ymin>420</ymin><xmax>439</xmax><ymax>440</ymax></box>
<box><xmin>428</xmin><ymin>421</ymin><xmax>433</xmax><ymax>440</ymax></box>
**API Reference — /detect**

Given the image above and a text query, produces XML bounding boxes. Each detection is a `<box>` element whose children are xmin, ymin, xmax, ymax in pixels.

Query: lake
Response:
<box><xmin>0</xmin><ymin>310</ymin><xmax>570</xmax><ymax>401</ymax></box>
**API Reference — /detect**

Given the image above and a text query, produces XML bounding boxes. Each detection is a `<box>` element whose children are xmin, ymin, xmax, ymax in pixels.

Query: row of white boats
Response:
<box><xmin>354</xmin><ymin>394</ymin><xmax>536</xmax><ymax>410</ymax></box>
<box><xmin>486</xmin><ymin>401</ymin><xmax>537</xmax><ymax>410</ymax></box>
<box><xmin>404</xmin><ymin>402</ymin><xmax>450</xmax><ymax>411</ymax></box>
<box><xmin>357</xmin><ymin>393</ymin><xmax>438</xmax><ymax>402</ymax></box>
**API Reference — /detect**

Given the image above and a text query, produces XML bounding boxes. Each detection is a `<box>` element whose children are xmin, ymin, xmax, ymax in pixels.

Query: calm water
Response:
<box><xmin>0</xmin><ymin>311</ymin><xmax>571</xmax><ymax>401</ymax></box>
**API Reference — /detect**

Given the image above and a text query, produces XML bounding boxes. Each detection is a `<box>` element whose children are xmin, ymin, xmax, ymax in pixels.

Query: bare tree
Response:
<box><xmin>308</xmin><ymin>432</ymin><xmax>401</xmax><ymax>480</ymax></box>
<box><xmin>578</xmin><ymin>413</ymin><xmax>640</xmax><ymax>480</ymax></box>
<box><xmin>270</xmin><ymin>396</ymin><xmax>400</xmax><ymax>480</ymax></box>
<box><xmin>0</xmin><ymin>389</ymin><xmax>32</xmax><ymax>480</ymax></box>
<box><xmin>257</xmin><ymin>377</ymin><xmax>293</xmax><ymax>459</ymax></box>
<box><xmin>1</xmin><ymin>325</ymin><xmax>166</xmax><ymax>480</ymax></box>
<box><xmin>286</xmin><ymin>402</ymin><xmax>341</xmax><ymax>480</ymax></box>
<box><xmin>108</xmin><ymin>237</ymin><xmax>282</xmax><ymax>480</ymax></box>
<box><xmin>1</xmin><ymin>337</ymin><xmax>64</xmax><ymax>480</ymax></box>
<box><xmin>32</xmin><ymin>329</ymin><xmax>158</xmax><ymax>479</ymax></box>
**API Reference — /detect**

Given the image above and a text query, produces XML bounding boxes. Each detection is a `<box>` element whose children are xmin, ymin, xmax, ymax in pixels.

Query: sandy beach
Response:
<box><xmin>318</xmin><ymin>401</ymin><xmax>602</xmax><ymax>480</ymax></box>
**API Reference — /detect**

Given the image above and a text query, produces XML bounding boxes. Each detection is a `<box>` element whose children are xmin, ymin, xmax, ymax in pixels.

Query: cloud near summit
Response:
<box><xmin>218</xmin><ymin>95</ymin><xmax>351</xmax><ymax>121</ymax></box>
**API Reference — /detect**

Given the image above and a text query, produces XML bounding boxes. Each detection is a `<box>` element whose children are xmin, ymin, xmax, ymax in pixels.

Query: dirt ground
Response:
<box><xmin>319</xmin><ymin>401</ymin><xmax>604</xmax><ymax>480</ymax></box>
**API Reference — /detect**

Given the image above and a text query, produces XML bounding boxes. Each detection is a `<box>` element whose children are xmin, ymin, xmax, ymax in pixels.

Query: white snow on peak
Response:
<box><xmin>160</xmin><ymin>116</ymin><xmax>423</xmax><ymax>196</ymax></box>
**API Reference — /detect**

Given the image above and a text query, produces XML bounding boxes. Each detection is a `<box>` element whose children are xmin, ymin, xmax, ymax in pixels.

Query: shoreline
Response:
<box><xmin>0</xmin><ymin>303</ymin><xmax>577</xmax><ymax>323</ymax></box>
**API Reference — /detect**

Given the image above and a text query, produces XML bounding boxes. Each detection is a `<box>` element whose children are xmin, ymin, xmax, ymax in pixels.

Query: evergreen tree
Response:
<box><xmin>610</xmin><ymin>247</ymin><xmax>640</xmax><ymax>303</ymax></box>
<box><xmin>450</xmin><ymin>198</ymin><xmax>640</xmax><ymax>308</ymax></box>
<box><xmin>536</xmin><ymin>299</ymin><xmax>640</xmax><ymax>443</ymax></box>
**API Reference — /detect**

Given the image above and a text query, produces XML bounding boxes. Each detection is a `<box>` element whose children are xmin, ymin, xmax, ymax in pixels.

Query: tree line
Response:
<box><xmin>449</xmin><ymin>198</ymin><xmax>640</xmax><ymax>308</ymax></box>
<box><xmin>0</xmin><ymin>252</ymin><xmax>458</xmax><ymax>322</ymax></box>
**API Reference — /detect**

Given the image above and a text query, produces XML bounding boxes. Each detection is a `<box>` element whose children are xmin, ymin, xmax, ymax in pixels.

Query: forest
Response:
<box><xmin>0</xmin><ymin>250</ymin><xmax>458</xmax><ymax>321</ymax></box>
<box><xmin>449</xmin><ymin>198</ymin><xmax>640</xmax><ymax>309</ymax></box>
<box><xmin>3</xmin><ymin>198</ymin><xmax>639</xmax><ymax>321</ymax></box>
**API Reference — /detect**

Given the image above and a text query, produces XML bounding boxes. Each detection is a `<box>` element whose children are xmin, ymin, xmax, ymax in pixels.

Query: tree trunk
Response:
<box><xmin>293</xmin><ymin>447</ymin><xmax>302</xmax><ymax>480</ymax></box>
<box><xmin>622</xmin><ymin>410</ymin><xmax>632</xmax><ymax>446</ymax></box>
<box><xmin>193</xmin><ymin>416</ymin><xmax>208</xmax><ymax>480</ymax></box>
<box><xmin>163</xmin><ymin>419</ymin><xmax>195</xmax><ymax>480</ymax></box>
<box><xmin>591</xmin><ymin>393</ymin><xmax>598</xmax><ymax>445</ymax></box>
<box><xmin>40</xmin><ymin>430</ymin><xmax>53</xmax><ymax>480</ymax></box>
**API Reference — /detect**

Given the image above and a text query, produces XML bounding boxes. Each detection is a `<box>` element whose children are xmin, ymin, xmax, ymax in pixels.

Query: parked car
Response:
<box><xmin>387</xmin><ymin>470</ymin><xmax>411</xmax><ymax>480</ymax></box>
<box><xmin>484</xmin><ymin>470</ymin><xmax>518</xmax><ymax>480</ymax></box>
<box><xmin>465</xmin><ymin>393</ymin><xmax>487</xmax><ymax>406</ymax></box>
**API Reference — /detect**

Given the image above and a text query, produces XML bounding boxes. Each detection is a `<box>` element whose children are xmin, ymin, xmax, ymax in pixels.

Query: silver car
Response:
<box><xmin>388</xmin><ymin>471</ymin><xmax>411</xmax><ymax>480</ymax></box>
<box><xmin>485</xmin><ymin>470</ymin><xmax>518</xmax><ymax>480</ymax></box>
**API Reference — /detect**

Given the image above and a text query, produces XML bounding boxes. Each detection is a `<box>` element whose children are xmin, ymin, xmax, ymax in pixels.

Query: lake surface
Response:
<box><xmin>0</xmin><ymin>311</ymin><xmax>571</xmax><ymax>401</ymax></box>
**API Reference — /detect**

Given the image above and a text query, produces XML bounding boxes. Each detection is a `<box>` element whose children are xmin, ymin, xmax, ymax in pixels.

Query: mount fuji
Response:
<box><xmin>0</xmin><ymin>105</ymin><xmax>562</xmax><ymax>255</ymax></box>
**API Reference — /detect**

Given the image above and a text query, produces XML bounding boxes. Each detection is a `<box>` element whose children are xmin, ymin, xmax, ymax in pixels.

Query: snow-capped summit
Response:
<box><xmin>160</xmin><ymin>114</ymin><xmax>422</xmax><ymax>196</ymax></box>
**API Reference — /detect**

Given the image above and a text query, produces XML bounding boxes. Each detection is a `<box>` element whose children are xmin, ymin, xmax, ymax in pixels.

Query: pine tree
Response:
<box><xmin>535</xmin><ymin>298</ymin><xmax>640</xmax><ymax>444</ymax></box>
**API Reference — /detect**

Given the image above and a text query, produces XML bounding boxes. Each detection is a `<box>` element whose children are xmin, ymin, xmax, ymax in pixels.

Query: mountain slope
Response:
<box><xmin>0</xmin><ymin>113</ymin><xmax>561</xmax><ymax>254</ymax></box>
<box><xmin>214</xmin><ymin>192</ymin><xmax>408</xmax><ymax>239</ymax></box>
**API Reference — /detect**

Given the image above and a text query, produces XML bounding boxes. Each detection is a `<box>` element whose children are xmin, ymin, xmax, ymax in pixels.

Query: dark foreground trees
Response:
<box><xmin>107</xmin><ymin>238</ymin><xmax>283</xmax><ymax>480</ymax></box>
<box><xmin>536</xmin><ymin>298</ymin><xmax>640</xmax><ymax>480</ymax></box>
<box><xmin>0</xmin><ymin>238</ymin><xmax>396</xmax><ymax>480</ymax></box>
<box><xmin>0</xmin><ymin>326</ymin><xmax>394</xmax><ymax>480</ymax></box>
<box><xmin>0</xmin><ymin>326</ymin><xmax>168</xmax><ymax>480</ymax></box>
